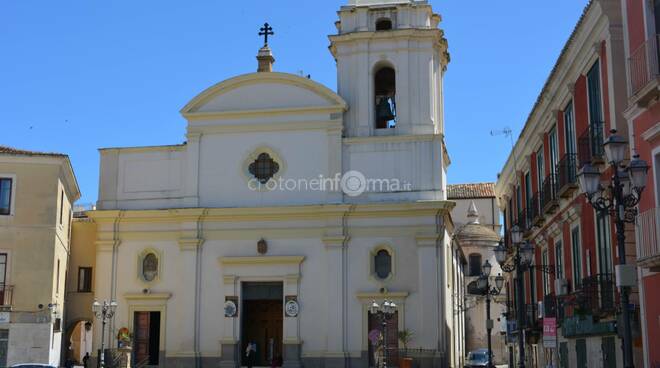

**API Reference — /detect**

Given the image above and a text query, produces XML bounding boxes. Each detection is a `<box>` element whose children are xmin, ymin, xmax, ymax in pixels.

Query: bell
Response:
<box><xmin>376</xmin><ymin>97</ymin><xmax>395</xmax><ymax>123</ymax></box>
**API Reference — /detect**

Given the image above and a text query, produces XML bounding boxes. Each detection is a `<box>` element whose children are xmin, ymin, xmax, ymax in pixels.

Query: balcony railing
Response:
<box><xmin>577</xmin><ymin>122</ymin><xmax>605</xmax><ymax>167</ymax></box>
<box><xmin>556</xmin><ymin>153</ymin><xmax>578</xmax><ymax>197</ymax></box>
<box><xmin>575</xmin><ymin>274</ymin><xmax>616</xmax><ymax>319</ymax></box>
<box><xmin>637</xmin><ymin>207</ymin><xmax>660</xmax><ymax>270</ymax></box>
<box><xmin>541</xmin><ymin>174</ymin><xmax>558</xmax><ymax>213</ymax></box>
<box><xmin>629</xmin><ymin>35</ymin><xmax>660</xmax><ymax>96</ymax></box>
<box><xmin>0</xmin><ymin>285</ymin><xmax>14</xmax><ymax>308</ymax></box>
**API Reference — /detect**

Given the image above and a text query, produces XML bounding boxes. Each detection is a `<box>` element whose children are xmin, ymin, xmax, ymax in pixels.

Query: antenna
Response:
<box><xmin>491</xmin><ymin>126</ymin><xmax>520</xmax><ymax>185</ymax></box>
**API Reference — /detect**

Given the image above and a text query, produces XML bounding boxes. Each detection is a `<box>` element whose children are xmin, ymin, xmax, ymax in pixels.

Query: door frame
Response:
<box><xmin>125</xmin><ymin>293</ymin><xmax>170</xmax><ymax>364</ymax></box>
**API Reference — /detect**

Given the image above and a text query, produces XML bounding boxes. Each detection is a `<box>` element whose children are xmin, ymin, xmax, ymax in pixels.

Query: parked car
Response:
<box><xmin>464</xmin><ymin>349</ymin><xmax>493</xmax><ymax>368</ymax></box>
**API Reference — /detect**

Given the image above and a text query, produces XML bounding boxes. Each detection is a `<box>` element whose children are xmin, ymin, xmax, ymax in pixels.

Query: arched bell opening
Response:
<box><xmin>374</xmin><ymin>66</ymin><xmax>396</xmax><ymax>129</ymax></box>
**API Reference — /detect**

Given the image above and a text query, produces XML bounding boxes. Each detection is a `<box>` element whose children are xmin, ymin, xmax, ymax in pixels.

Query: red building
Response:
<box><xmin>495</xmin><ymin>1</ymin><xmax>649</xmax><ymax>367</ymax></box>
<box><xmin>621</xmin><ymin>1</ymin><xmax>660</xmax><ymax>367</ymax></box>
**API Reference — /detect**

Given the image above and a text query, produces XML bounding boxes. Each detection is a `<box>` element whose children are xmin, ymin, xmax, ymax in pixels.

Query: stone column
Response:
<box><xmin>323</xmin><ymin>236</ymin><xmax>349</xmax><ymax>368</ymax></box>
<box><xmin>415</xmin><ymin>234</ymin><xmax>442</xmax><ymax>362</ymax></box>
<box><xmin>176</xmin><ymin>237</ymin><xmax>203</xmax><ymax>366</ymax></box>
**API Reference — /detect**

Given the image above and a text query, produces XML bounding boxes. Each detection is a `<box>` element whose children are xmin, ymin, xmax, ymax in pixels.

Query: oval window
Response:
<box><xmin>142</xmin><ymin>253</ymin><xmax>158</xmax><ymax>282</ymax></box>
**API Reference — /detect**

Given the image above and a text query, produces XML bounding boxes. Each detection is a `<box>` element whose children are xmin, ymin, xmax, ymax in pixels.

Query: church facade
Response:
<box><xmin>86</xmin><ymin>1</ymin><xmax>461</xmax><ymax>367</ymax></box>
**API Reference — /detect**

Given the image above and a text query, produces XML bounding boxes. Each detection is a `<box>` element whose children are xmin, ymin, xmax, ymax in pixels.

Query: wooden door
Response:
<box><xmin>243</xmin><ymin>300</ymin><xmax>283</xmax><ymax>366</ymax></box>
<box><xmin>133</xmin><ymin>312</ymin><xmax>150</xmax><ymax>364</ymax></box>
<box><xmin>601</xmin><ymin>336</ymin><xmax>616</xmax><ymax>368</ymax></box>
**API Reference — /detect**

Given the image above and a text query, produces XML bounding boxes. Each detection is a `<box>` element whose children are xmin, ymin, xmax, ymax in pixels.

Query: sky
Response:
<box><xmin>0</xmin><ymin>0</ymin><xmax>588</xmax><ymax>205</ymax></box>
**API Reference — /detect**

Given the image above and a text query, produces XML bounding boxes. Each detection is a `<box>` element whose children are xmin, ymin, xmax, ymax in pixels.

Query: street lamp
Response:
<box><xmin>577</xmin><ymin>130</ymin><xmax>649</xmax><ymax>368</ymax></box>
<box><xmin>477</xmin><ymin>262</ymin><xmax>504</xmax><ymax>368</ymax></box>
<box><xmin>92</xmin><ymin>299</ymin><xmax>117</xmax><ymax>368</ymax></box>
<box><xmin>494</xmin><ymin>237</ymin><xmax>534</xmax><ymax>368</ymax></box>
<box><xmin>369</xmin><ymin>299</ymin><xmax>397</xmax><ymax>368</ymax></box>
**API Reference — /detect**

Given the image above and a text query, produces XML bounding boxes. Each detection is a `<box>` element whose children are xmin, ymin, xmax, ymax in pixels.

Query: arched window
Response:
<box><xmin>142</xmin><ymin>252</ymin><xmax>159</xmax><ymax>282</ymax></box>
<box><xmin>374</xmin><ymin>66</ymin><xmax>396</xmax><ymax>129</ymax></box>
<box><xmin>374</xmin><ymin>249</ymin><xmax>392</xmax><ymax>279</ymax></box>
<box><xmin>375</xmin><ymin>18</ymin><xmax>392</xmax><ymax>31</ymax></box>
<box><xmin>468</xmin><ymin>253</ymin><xmax>482</xmax><ymax>277</ymax></box>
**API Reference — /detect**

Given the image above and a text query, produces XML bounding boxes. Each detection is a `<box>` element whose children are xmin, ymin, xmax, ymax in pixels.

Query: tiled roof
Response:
<box><xmin>447</xmin><ymin>183</ymin><xmax>495</xmax><ymax>199</ymax></box>
<box><xmin>0</xmin><ymin>145</ymin><xmax>66</xmax><ymax>157</ymax></box>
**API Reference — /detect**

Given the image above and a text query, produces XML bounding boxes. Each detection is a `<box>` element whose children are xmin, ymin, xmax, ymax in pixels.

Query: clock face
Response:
<box><xmin>285</xmin><ymin>300</ymin><xmax>299</xmax><ymax>317</ymax></box>
<box><xmin>224</xmin><ymin>300</ymin><xmax>237</xmax><ymax>317</ymax></box>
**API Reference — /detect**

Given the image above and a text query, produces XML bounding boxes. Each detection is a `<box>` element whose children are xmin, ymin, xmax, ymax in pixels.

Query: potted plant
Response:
<box><xmin>398</xmin><ymin>329</ymin><xmax>414</xmax><ymax>368</ymax></box>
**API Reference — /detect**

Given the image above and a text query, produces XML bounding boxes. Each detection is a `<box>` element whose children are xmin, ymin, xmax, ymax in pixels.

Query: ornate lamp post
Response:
<box><xmin>476</xmin><ymin>260</ymin><xmax>505</xmax><ymax>368</ymax></box>
<box><xmin>577</xmin><ymin>130</ymin><xmax>649</xmax><ymax>368</ymax></box>
<box><xmin>369</xmin><ymin>300</ymin><xmax>397</xmax><ymax>368</ymax></box>
<box><xmin>494</xmin><ymin>226</ymin><xmax>535</xmax><ymax>368</ymax></box>
<box><xmin>92</xmin><ymin>299</ymin><xmax>117</xmax><ymax>368</ymax></box>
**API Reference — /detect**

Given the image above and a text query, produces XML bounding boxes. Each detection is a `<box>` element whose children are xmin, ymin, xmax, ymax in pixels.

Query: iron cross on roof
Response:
<box><xmin>259</xmin><ymin>22</ymin><xmax>274</xmax><ymax>45</ymax></box>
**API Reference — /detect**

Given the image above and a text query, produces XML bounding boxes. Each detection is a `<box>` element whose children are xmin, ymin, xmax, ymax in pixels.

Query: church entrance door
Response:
<box><xmin>133</xmin><ymin>311</ymin><xmax>160</xmax><ymax>366</ymax></box>
<box><xmin>241</xmin><ymin>282</ymin><xmax>283</xmax><ymax>367</ymax></box>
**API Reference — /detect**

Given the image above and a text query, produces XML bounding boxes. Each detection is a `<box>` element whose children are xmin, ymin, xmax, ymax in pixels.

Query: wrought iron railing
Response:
<box><xmin>575</xmin><ymin>273</ymin><xmax>616</xmax><ymax>318</ymax></box>
<box><xmin>577</xmin><ymin>122</ymin><xmax>605</xmax><ymax>166</ymax></box>
<box><xmin>541</xmin><ymin>174</ymin><xmax>558</xmax><ymax>211</ymax></box>
<box><xmin>637</xmin><ymin>207</ymin><xmax>660</xmax><ymax>263</ymax></box>
<box><xmin>556</xmin><ymin>153</ymin><xmax>578</xmax><ymax>193</ymax></box>
<box><xmin>629</xmin><ymin>35</ymin><xmax>660</xmax><ymax>95</ymax></box>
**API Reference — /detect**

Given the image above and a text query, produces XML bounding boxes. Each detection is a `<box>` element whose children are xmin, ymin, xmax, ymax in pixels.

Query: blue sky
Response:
<box><xmin>0</xmin><ymin>1</ymin><xmax>588</xmax><ymax>205</ymax></box>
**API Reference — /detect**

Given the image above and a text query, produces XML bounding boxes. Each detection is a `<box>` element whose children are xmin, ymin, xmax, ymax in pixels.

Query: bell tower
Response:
<box><xmin>329</xmin><ymin>0</ymin><xmax>449</xmax><ymax>137</ymax></box>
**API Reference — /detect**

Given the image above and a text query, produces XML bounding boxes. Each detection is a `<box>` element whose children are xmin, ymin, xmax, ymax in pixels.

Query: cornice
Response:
<box><xmin>124</xmin><ymin>292</ymin><xmax>172</xmax><ymax>300</ymax></box>
<box><xmin>642</xmin><ymin>122</ymin><xmax>660</xmax><ymax>142</ymax></box>
<box><xmin>88</xmin><ymin>201</ymin><xmax>453</xmax><ymax>224</ymax></box>
<box><xmin>219</xmin><ymin>256</ymin><xmax>305</xmax><ymax>266</ymax></box>
<box><xmin>183</xmin><ymin>105</ymin><xmax>346</xmax><ymax>122</ymax></box>
<box><xmin>343</xmin><ymin>133</ymin><xmax>440</xmax><ymax>145</ymax></box>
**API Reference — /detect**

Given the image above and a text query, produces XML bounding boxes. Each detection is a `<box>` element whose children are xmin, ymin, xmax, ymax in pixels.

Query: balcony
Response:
<box><xmin>575</xmin><ymin>274</ymin><xmax>616</xmax><ymax>319</ymax></box>
<box><xmin>556</xmin><ymin>153</ymin><xmax>578</xmax><ymax>198</ymax></box>
<box><xmin>637</xmin><ymin>207</ymin><xmax>660</xmax><ymax>271</ymax></box>
<box><xmin>541</xmin><ymin>174</ymin><xmax>559</xmax><ymax>214</ymax></box>
<box><xmin>628</xmin><ymin>35</ymin><xmax>660</xmax><ymax>106</ymax></box>
<box><xmin>0</xmin><ymin>285</ymin><xmax>14</xmax><ymax>309</ymax></box>
<box><xmin>577</xmin><ymin>122</ymin><xmax>605</xmax><ymax>167</ymax></box>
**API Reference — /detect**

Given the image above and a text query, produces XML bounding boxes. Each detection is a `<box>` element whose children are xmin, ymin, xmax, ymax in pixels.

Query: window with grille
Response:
<box><xmin>248</xmin><ymin>153</ymin><xmax>280</xmax><ymax>184</ymax></box>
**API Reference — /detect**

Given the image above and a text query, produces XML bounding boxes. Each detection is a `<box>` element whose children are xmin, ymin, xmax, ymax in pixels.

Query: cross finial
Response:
<box><xmin>259</xmin><ymin>22</ymin><xmax>274</xmax><ymax>46</ymax></box>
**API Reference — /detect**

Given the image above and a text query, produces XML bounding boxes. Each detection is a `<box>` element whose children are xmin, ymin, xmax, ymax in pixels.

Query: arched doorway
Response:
<box><xmin>67</xmin><ymin>320</ymin><xmax>93</xmax><ymax>365</ymax></box>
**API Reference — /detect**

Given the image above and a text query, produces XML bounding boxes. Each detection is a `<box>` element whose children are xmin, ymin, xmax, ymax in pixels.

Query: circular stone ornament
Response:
<box><xmin>224</xmin><ymin>300</ymin><xmax>237</xmax><ymax>317</ymax></box>
<box><xmin>285</xmin><ymin>299</ymin><xmax>299</xmax><ymax>317</ymax></box>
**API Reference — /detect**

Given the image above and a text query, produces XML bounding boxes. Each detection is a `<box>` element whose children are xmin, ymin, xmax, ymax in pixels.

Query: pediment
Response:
<box><xmin>181</xmin><ymin>72</ymin><xmax>347</xmax><ymax>117</ymax></box>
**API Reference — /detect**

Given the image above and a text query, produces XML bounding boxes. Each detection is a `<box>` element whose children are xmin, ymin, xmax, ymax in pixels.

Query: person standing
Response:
<box><xmin>246</xmin><ymin>341</ymin><xmax>256</xmax><ymax>368</ymax></box>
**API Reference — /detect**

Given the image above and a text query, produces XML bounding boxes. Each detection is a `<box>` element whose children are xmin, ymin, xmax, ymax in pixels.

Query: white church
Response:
<box><xmin>87</xmin><ymin>0</ymin><xmax>464</xmax><ymax>367</ymax></box>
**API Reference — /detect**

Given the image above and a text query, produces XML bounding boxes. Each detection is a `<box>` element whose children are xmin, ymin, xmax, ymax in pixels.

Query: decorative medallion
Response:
<box><xmin>248</xmin><ymin>153</ymin><xmax>280</xmax><ymax>184</ymax></box>
<box><xmin>285</xmin><ymin>296</ymin><xmax>299</xmax><ymax>317</ymax></box>
<box><xmin>224</xmin><ymin>296</ymin><xmax>238</xmax><ymax>318</ymax></box>
<box><xmin>257</xmin><ymin>238</ymin><xmax>268</xmax><ymax>255</ymax></box>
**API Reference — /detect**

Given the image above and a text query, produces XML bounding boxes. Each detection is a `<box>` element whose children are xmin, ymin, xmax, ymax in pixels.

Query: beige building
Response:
<box><xmin>449</xmin><ymin>183</ymin><xmax>507</xmax><ymax>365</ymax></box>
<box><xmin>0</xmin><ymin>146</ymin><xmax>80</xmax><ymax>366</ymax></box>
<box><xmin>64</xmin><ymin>212</ymin><xmax>97</xmax><ymax>365</ymax></box>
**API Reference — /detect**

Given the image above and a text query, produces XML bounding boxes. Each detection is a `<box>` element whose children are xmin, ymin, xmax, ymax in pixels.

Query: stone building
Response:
<box><xmin>78</xmin><ymin>0</ymin><xmax>464</xmax><ymax>367</ymax></box>
<box><xmin>0</xmin><ymin>146</ymin><xmax>80</xmax><ymax>366</ymax></box>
